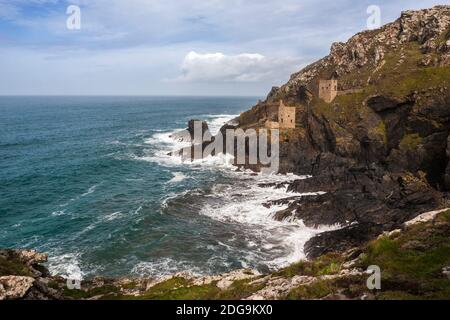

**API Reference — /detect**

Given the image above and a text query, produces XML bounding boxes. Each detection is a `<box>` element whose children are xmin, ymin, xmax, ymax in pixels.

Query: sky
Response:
<box><xmin>0</xmin><ymin>0</ymin><xmax>447</xmax><ymax>96</ymax></box>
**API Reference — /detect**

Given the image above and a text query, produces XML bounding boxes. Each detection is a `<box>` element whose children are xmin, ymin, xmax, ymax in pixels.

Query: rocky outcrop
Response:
<box><xmin>264</xmin><ymin>5</ymin><xmax>450</xmax><ymax>102</ymax></box>
<box><xmin>221</xmin><ymin>6</ymin><xmax>450</xmax><ymax>257</ymax></box>
<box><xmin>167</xmin><ymin>6</ymin><xmax>449</xmax><ymax>261</ymax></box>
<box><xmin>265</xmin><ymin>167</ymin><xmax>441</xmax><ymax>258</ymax></box>
<box><xmin>3</xmin><ymin>6</ymin><xmax>449</xmax><ymax>301</ymax></box>
<box><xmin>170</xmin><ymin>119</ymin><xmax>211</xmax><ymax>143</ymax></box>
<box><xmin>0</xmin><ymin>249</ymin><xmax>64</xmax><ymax>300</ymax></box>
<box><xmin>237</xmin><ymin>6</ymin><xmax>449</xmax><ymax>179</ymax></box>
<box><xmin>0</xmin><ymin>276</ymin><xmax>35</xmax><ymax>300</ymax></box>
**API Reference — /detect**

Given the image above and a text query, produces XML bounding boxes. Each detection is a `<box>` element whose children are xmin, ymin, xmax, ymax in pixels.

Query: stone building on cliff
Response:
<box><xmin>318</xmin><ymin>79</ymin><xmax>338</xmax><ymax>103</ymax></box>
<box><xmin>265</xmin><ymin>100</ymin><xmax>296</xmax><ymax>129</ymax></box>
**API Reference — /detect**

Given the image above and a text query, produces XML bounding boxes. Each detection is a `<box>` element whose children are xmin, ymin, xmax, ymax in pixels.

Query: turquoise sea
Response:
<box><xmin>0</xmin><ymin>96</ymin><xmax>328</xmax><ymax>279</ymax></box>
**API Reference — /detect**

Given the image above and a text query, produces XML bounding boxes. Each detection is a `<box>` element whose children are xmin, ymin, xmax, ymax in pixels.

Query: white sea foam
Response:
<box><xmin>47</xmin><ymin>253</ymin><xmax>84</xmax><ymax>280</ymax></box>
<box><xmin>81</xmin><ymin>184</ymin><xmax>99</xmax><ymax>197</ymax></box>
<box><xmin>135</xmin><ymin>149</ymin><xmax>236</xmax><ymax>171</ymax></box>
<box><xmin>134</xmin><ymin>113</ymin><xmax>239</xmax><ymax>170</ymax></box>
<box><xmin>51</xmin><ymin>210</ymin><xmax>66</xmax><ymax>217</ymax></box>
<box><xmin>205</xmin><ymin>114</ymin><xmax>239</xmax><ymax>135</ymax></box>
<box><xmin>168</xmin><ymin>172</ymin><xmax>187</xmax><ymax>183</ymax></box>
<box><xmin>126</xmin><ymin>178</ymin><xmax>144</xmax><ymax>182</ymax></box>
<box><xmin>102</xmin><ymin>211</ymin><xmax>122</xmax><ymax>222</ymax></box>
<box><xmin>199</xmin><ymin>174</ymin><xmax>336</xmax><ymax>268</ymax></box>
<box><xmin>58</xmin><ymin>183</ymin><xmax>102</xmax><ymax>208</ymax></box>
<box><xmin>135</xmin><ymin>113</ymin><xmax>335</xmax><ymax>270</ymax></box>
<box><xmin>133</xmin><ymin>205</ymin><xmax>143</xmax><ymax>215</ymax></box>
<box><xmin>144</xmin><ymin>130</ymin><xmax>191</xmax><ymax>152</ymax></box>
<box><xmin>160</xmin><ymin>189</ymin><xmax>195</xmax><ymax>210</ymax></box>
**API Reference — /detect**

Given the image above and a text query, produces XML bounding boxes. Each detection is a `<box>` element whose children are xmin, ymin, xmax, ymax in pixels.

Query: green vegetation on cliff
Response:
<box><xmin>359</xmin><ymin>211</ymin><xmax>450</xmax><ymax>300</ymax></box>
<box><xmin>0</xmin><ymin>255</ymin><xmax>32</xmax><ymax>277</ymax></box>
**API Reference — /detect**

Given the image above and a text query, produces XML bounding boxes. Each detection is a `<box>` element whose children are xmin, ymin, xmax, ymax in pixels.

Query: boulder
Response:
<box><xmin>0</xmin><ymin>276</ymin><xmax>34</xmax><ymax>300</ymax></box>
<box><xmin>170</xmin><ymin>119</ymin><xmax>211</xmax><ymax>143</ymax></box>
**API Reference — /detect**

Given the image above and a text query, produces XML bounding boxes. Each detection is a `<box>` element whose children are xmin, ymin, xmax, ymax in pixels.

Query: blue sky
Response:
<box><xmin>0</xmin><ymin>0</ymin><xmax>447</xmax><ymax>96</ymax></box>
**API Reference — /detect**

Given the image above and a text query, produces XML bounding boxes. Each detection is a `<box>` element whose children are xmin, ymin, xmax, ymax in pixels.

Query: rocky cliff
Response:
<box><xmin>235</xmin><ymin>5</ymin><xmax>450</xmax><ymax>257</ymax></box>
<box><xmin>240</xmin><ymin>5</ymin><xmax>450</xmax><ymax>180</ymax></box>
<box><xmin>1</xmin><ymin>5</ymin><xmax>450</xmax><ymax>301</ymax></box>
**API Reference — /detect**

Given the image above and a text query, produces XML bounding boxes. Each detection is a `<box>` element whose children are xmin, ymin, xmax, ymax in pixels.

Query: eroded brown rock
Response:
<box><xmin>0</xmin><ymin>276</ymin><xmax>34</xmax><ymax>300</ymax></box>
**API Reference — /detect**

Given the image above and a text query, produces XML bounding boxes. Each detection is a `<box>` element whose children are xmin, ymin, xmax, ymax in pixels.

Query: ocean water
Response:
<box><xmin>0</xmin><ymin>96</ymin><xmax>332</xmax><ymax>279</ymax></box>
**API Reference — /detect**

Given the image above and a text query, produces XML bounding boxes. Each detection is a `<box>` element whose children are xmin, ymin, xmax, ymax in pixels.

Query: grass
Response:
<box><xmin>216</xmin><ymin>278</ymin><xmax>266</xmax><ymax>300</ymax></box>
<box><xmin>371</xmin><ymin>120</ymin><xmax>388</xmax><ymax>145</ymax></box>
<box><xmin>0</xmin><ymin>255</ymin><xmax>33</xmax><ymax>277</ymax></box>
<box><xmin>275</xmin><ymin>253</ymin><xmax>344</xmax><ymax>278</ymax></box>
<box><xmin>382</xmin><ymin>66</ymin><xmax>450</xmax><ymax>98</ymax></box>
<box><xmin>369</xmin><ymin>42</ymin><xmax>449</xmax><ymax>98</ymax></box>
<box><xmin>63</xmin><ymin>284</ymin><xmax>121</xmax><ymax>299</ymax></box>
<box><xmin>99</xmin><ymin>277</ymin><xmax>265</xmax><ymax>300</ymax></box>
<box><xmin>284</xmin><ymin>210</ymin><xmax>450</xmax><ymax>300</ymax></box>
<box><xmin>134</xmin><ymin>283</ymin><xmax>221</xmax><ymax>300</ymax></box>
<box><xmin>358</xmin><ymin>210</ymin><xmax>450</xmax><ymax>299</ymax></box>
<box><xmin>285</xmin><ymin>275</ymin><xmax>368</xmax><ymax>300</ymax></box>
<box><xmin>315</xmin><ymin>41</ymin><xmax>449</xmax><ymax>116</ymax></box>
<box><xmin>286</xmin><ymin>279</ymin><xmax>336</xmax><ymax>300</ymax></box>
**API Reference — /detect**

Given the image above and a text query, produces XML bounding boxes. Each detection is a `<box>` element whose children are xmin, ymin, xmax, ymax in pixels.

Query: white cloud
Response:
<box><xmin>1</xmin><ymin>0</ymin><xmax>446</xmax><ymax>95</ymax></box>
<box><xmin>176</xmin><ymin>51</ymin><xmax>301</xmax><ymax>83</ymax></box>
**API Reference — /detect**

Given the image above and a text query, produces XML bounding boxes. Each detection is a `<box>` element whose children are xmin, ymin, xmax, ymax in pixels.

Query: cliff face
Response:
<box><xmin>239</xmin><ymin>5</ymin><xmax>450</xmax><ymax>186</ymax></box>
<box><xmin>236</xmin><ymin>5</ymin><xmax>450</xmax><ymax>257</ymax></box>
<box><xmin>1</xmin><ymin>6</ymin><xmax>450</xmax><ymax>301</ymax></box>
<box><xmin>276</xmin><ymin>5</ymin><xmax>449</xmax><ymax>97</ymax></box>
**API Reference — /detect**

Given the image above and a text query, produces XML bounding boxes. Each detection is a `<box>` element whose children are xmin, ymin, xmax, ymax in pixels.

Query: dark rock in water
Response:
<box><xmin>177</xmin><ymin>6</ymin><xmax>449</xmax><ymax>259</ymax></box>
<box><xmin>264</xmin><ymin>196</ymin><xmax>301</xmax><ymax>209</ymax></box>
<box><xmin>170</xmin><ymin>119</ymin><xmax>211</xmax><ymax>143</ymax></box>
<box><xmin>258</xmin><ymin>182</ymin><xmax>288</xmax><ymax>189</ymax></box>
<box><xmin>279</xmin><ymin>167</ymin><xmax>442</xmax><ymax>258</ymax></box>
<box><xmin>168</xmin><ymin>119</ymin><xmax>215</xmax><ymax>159</ymax></box>
<box><xmin>216</xmin><ymin>6</ymin><xmax>450</xmax><ymax>258</ymax></box>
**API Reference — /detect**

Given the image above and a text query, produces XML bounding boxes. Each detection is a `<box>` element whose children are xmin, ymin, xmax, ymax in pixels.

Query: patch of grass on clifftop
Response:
<box><xmin>285</xmin><ymin>275</ymin><xmax>368</xmax><ymax>300</ymax></box>
<box><xmin>384</xmin><ymin>66</ymin><xmax>450</xmax><ymax>98</ymax></box>
<box><xmin>375</xmin><ymin>42</ymin><xmax>449</xmax><ymax>98</ymax></box>
<box><xmin>63</xmin><ymin>284</ymin><xmax>121</xmax><ymax>299</ymax></box>
<box><xmin>216</xmin><ymin>279</ymin><xmax>266</xmax><ymax>300</ymax></box>
<box><xmin>359</xmin><ymin>210</ymin><xmax>450</xmax><ymax>299</ymax></box>
<box><xmin>0</xmin><ymin>255</ymin><xmax>32</xmax><ymax>277</ymax></box>
<box><xmin>276</xmin><ymin>253</ymin><xmax>344</xmax><ymax>278</ymax></box>
<box><xmin>100</xmin><ymin>277</ymin><xmax>264</xmax><ymax>300</ymax></box>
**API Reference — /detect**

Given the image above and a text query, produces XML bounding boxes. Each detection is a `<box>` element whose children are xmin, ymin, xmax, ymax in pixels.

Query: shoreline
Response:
<box><xmin>2</xmin><ymin>207</ymin><xmax>449</xmax><ymax>300</ymax></box>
